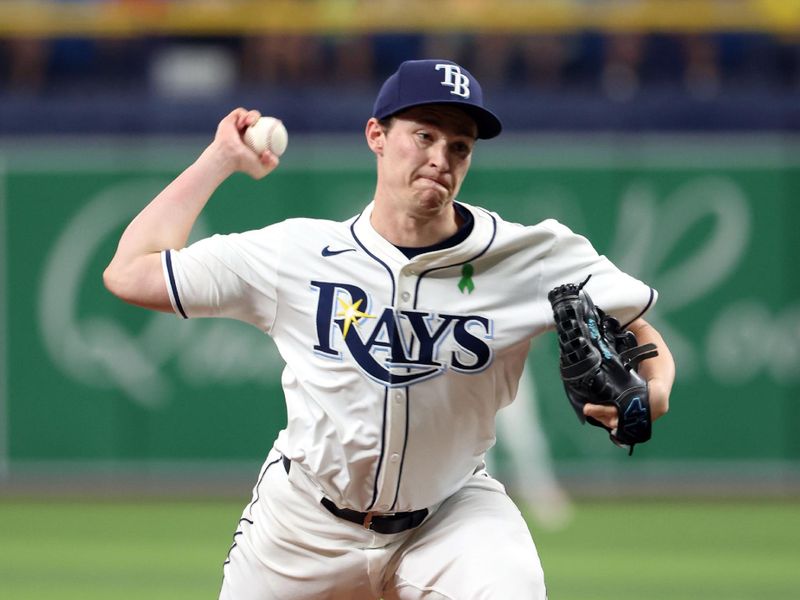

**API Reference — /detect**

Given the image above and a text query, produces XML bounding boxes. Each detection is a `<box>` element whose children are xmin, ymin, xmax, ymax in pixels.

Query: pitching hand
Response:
<box><xmin>209</xmin><ymin>108</ymin><xmax>280</xmax><ymax>180</ymax></box>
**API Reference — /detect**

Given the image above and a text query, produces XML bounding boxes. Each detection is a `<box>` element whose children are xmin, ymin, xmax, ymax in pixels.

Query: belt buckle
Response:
<box><xmin>363</xmin><ymin>510</ymin><xmax>394</xmax><ymax>530</ymax></box>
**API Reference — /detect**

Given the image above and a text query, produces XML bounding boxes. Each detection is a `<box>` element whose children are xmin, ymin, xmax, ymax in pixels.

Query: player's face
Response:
<box><xmin>374</xmin><ymin>106</ymin><xmax>477</xmax><ymax>218</ymax></box>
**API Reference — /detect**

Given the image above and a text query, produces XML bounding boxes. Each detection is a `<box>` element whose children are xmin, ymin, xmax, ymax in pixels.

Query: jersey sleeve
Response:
<box><xmin>538</xmin><ymin>219</ymin><xmax>657</xmax><ymax>326</ymax></box>
<box><xmin>161</xmin><ymin>224</ymin><xmax>283</xmax><ymax>332</ymax></box>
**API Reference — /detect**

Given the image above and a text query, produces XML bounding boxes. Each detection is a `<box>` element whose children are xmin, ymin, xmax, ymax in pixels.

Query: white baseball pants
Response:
<box><xmin>219</xmin><ymin>449</ymin><xmax>546</xmax><ymax>599</ymax></box>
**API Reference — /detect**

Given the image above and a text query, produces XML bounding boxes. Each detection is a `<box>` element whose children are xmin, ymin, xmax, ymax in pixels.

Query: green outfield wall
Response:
<box><xmin>1</xmin><ymin>135</ymin><xmax>798</xmax><ymax>478</ymax></box>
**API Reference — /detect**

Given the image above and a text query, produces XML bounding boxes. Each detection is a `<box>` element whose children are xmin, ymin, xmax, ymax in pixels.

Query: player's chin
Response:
<box><xmin>413</xmin><ymin>188</ymin><xmax>453</xmax><ymax>214</ymax></box>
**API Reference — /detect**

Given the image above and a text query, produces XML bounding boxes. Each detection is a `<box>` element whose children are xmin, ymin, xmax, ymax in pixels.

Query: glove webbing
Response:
<box><xmin>620</xmin><ymin>344</ymin><xmax>659</xmax><ymax>370</ymax></box>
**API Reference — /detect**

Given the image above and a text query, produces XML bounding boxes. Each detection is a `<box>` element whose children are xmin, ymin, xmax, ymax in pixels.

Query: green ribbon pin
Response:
<box><xmin>458</xmin><ymin>263</ymin><xmax>475</xmax><ymax>294</ymax></box>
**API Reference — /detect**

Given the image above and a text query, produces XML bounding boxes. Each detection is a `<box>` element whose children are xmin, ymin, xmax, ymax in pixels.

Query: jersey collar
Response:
<box><xmin>351</xmin><ymin>201</ymin><xmax>497</xmax><ymax>272</ymax></box>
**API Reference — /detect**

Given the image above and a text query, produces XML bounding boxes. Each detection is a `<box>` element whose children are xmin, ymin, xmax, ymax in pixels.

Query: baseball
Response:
<box><xmin>244</xmin><ymin>116</ymin><xmax>288</xmax><ymax>157</ymax></box>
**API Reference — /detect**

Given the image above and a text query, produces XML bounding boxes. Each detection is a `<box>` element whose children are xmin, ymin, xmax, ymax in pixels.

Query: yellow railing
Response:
<box><xmin>1</xmin><ymin>0</ymin><xmax>800</xmax><ymax>37</ymax></box>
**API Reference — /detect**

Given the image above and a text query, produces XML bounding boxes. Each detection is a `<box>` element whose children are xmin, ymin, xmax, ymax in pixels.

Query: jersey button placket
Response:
<box><xmin>374</xmin><ymin>386</ymin><xmax>407</xmax><ymax>511</ymax></box>
<box><xmin>372</xmin><ymin>264</ymin><xmax>416</xmax><ymax>510</ymax></box>
<box><xmin>398</xmin><ymin>265</ymin><xmax>414</xmax><ymax>307</ymax></box>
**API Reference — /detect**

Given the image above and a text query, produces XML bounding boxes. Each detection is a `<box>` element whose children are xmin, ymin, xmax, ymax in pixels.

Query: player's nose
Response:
<box><xmin>427</xmin><ymin>141</ymin><xmax>452</xmax><ymax>172</ymax></box>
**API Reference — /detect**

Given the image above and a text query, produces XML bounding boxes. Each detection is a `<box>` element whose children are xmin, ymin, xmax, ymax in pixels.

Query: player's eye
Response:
<box><xmin>452</xmin><ymin>141</ymin><xmax>472</xmax><ymax>157</ymax></box>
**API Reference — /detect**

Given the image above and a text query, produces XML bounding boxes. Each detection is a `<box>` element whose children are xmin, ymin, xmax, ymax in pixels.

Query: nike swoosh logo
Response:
<box><xmin>321</xmin><ymin>245</ymin><xmax>356</xmax><ymax>257</ymax></box>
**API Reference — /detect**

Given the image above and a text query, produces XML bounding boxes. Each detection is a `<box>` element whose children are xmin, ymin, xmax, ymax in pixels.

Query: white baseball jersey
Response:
<box><xmin>162</xmin><ymin>201</ymin><xmax>655</xmax><ymax>513</ymax></box>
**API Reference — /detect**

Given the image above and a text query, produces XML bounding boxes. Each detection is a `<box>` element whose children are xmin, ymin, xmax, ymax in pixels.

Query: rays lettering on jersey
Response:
<box><xmin>310</xmin><ymin>281</ymin><xmax>493</xmax><ymax>387</ymax></box>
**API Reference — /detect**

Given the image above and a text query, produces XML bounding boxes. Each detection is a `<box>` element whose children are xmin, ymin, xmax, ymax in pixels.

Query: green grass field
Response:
<box><xmin>0</xmin><ymin>498</ymin><xmax>797</xmax><ymax>599</ymax></box>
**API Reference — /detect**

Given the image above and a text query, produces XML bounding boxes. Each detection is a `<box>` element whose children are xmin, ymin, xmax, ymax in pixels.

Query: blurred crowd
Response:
<box><xmin>2</xmin><ymin>30</ymin><xmax>799</xmax><ymax>101</ymax></box>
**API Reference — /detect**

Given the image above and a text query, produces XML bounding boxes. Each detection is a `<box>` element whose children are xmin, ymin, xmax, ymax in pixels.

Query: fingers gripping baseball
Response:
<box><xmin>213</xmin><ymin>108</ymin><xmax>279</xmax><ymax>179</ymax></box>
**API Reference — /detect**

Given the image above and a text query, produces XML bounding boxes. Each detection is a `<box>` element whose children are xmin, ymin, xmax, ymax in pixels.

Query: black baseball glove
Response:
<box><xmin>548</xmin><ymin>277</ymin><xmax>659</xmax><ymax>454</ymax></box>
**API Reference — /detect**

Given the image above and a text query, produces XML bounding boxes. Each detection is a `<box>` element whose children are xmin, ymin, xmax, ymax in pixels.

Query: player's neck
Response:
<box><xmin>370</xmin><ymin>198</ymin><xmax>462</xmax><ymax>248</ymax></box>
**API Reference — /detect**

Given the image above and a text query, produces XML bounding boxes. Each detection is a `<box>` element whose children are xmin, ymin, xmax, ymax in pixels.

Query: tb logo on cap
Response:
<box><xmin>435</xmin><ymin>63</ymin><xmax>470</xmax><ymax>99</ymax></box>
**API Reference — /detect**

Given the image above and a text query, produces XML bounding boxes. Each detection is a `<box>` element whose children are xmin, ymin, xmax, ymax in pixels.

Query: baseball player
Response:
<box><xmin>104</xmin><ymin>59</ymin><xmax>674</xmax><ymax>599</ymax></box>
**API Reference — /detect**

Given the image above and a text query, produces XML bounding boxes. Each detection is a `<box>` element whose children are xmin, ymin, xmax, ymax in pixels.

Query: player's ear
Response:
<box><xmin>365</xmin><ymin>118</ymin><xmax>386</xmax><ymax>155</ymax></box>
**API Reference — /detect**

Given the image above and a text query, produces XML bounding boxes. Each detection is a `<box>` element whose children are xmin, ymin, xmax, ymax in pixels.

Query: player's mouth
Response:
<box><xmin>415</xmin><ymin>175</ymin><xmax>451</xmax><ymax>193</ymax></box>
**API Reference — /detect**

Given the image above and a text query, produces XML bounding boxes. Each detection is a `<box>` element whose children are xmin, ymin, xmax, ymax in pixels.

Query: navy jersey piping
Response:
<box><xmin>395</xmin><ymin>202</ymin><xmax>474</xmax><ymax>259</ymax></box>
<box><xmin>350</xmin><ymin>212</ymin><xmax>397</xmax><ymax>510</ymax></box>
<box><xmin>622</xmin><ymin>286</ymin><xmax>656</xmax><ymax>328</ymax></box>
<box><xmin>248</xmin><ymin>455</ymin><xmax>282</xmax><ymax>514</ymax></box>
<box><xmin>367</xmin><ymin>388</ymin><xmax>389</xmax><ymax>511</ymax></box>
<box><xmin>349</xmin><ymin>211</ymin><xmax>397</xmax><ymax>301</ymax></box>
<box><xmin>390</xmin><ymin>209</ymin><xmax>495</xmax><ymax>509</ymax></box>
<box><xmin>390</xmin><ymin>336</ymin><xmax>417</xmax><ymax>512</ymax></box>
<box><xmin>164</xmin><ymin>249</ymin><xmax>188</xmax><ymax>319</ymax></box>
<box><xmin>413</xmin><ymin>208</ymin><xmax>498</xmax><ymax>301</ymax></box>
<box><xmin>224</xmin><ymin>455</ymin><xmax>280</xmax><ymax>569</ymax></box>
<box><xmin>223</xmin><ymin>519</ymin><xmax>253</xmax><ymax>566</ymax></box>
<box><xmin>389</xmin><ymin>385</ymin><xmax>411</xmax><ymax>512</ymax></box>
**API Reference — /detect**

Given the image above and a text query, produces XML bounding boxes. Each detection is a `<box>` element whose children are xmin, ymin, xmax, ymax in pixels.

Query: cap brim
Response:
<box><xmin>456</xmin><ymin>103</ymin><xmax>503</xmax><ymax>139</ymax></box>
<box><xmin>377</xmin><ymin>100</ymin><xmax>503</xmax><ymax>140</ymax></box>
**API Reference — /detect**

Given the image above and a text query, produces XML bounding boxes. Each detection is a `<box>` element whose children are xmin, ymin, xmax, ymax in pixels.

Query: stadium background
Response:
<box><xmin>1</xmin><ymin>1</ymin><xmax>799</xmax><ymax>598</ymax></box>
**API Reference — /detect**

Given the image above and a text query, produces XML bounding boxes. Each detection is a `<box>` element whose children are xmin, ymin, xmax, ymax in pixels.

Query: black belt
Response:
<box><xmin>282</xmin><ymin>455</ymin><xmax>428</xmax><ymax>535</ymax></box>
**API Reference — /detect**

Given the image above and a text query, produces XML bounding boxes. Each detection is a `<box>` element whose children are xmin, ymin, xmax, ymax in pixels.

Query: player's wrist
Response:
<box><xmin>646</xmin><ymin>378</ymin><xmax>670</xmax><ymax>421</ymax></box>
<box><xmin>197</xmin><ymin>144</ymin><xmax>239</xmax><ymax>182</ymax></box>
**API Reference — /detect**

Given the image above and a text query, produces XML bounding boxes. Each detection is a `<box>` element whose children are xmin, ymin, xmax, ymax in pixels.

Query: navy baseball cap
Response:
<box><xmin>373</xmin><ymin>59</ymin><xmax>503</xmax><ymax>139</ymax></box>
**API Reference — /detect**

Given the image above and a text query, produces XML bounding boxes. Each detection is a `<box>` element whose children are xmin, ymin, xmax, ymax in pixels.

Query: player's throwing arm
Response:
<box><xmin>103</xmin><ymin>108</ymin><xmax>281</xmax><ymax>312</ymax></box>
